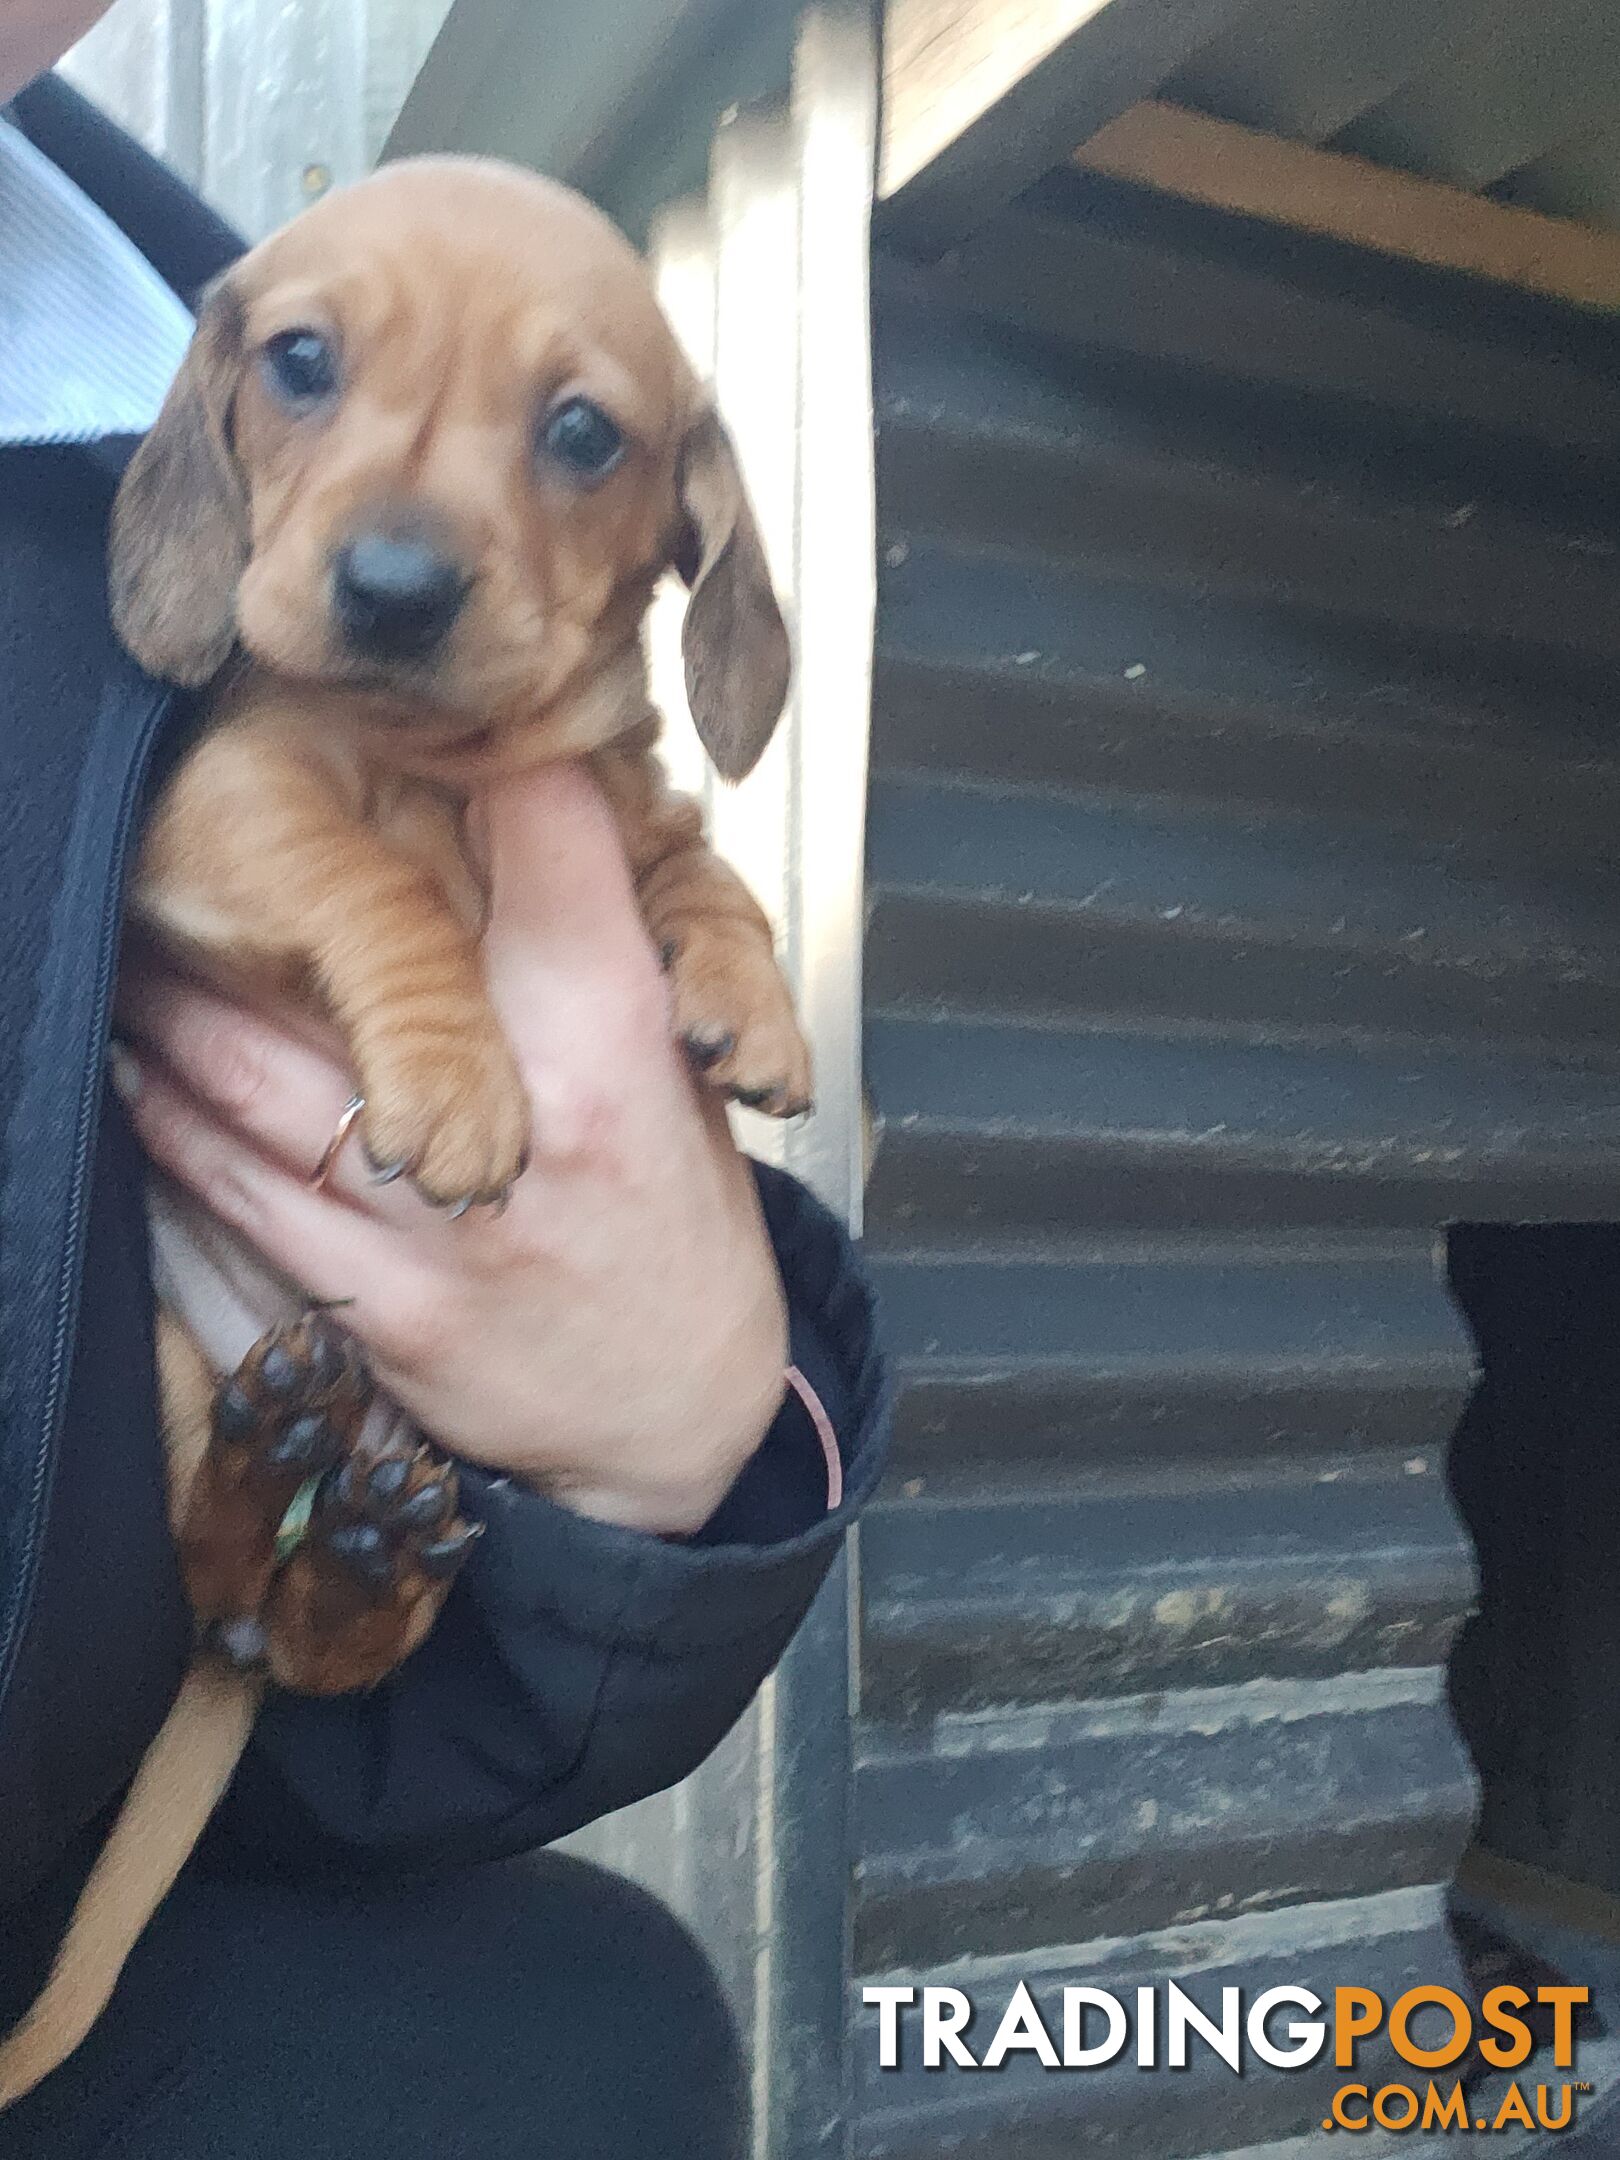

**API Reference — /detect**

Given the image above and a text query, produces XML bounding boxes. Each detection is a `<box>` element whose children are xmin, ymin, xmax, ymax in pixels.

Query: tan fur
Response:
<box><xmin>0</xmin><ymin>1316</ymin><xmax>261</xmax><ymax>2108</ymax></box>
<box><xmin>0</xmin><ymin>156</ymin><xmax>807</xmax><ymax>2106</ymax></box>
<box><xmin>0</xmin><ymin>1663</ymin><xmax>261</xmax><ymax>2110</ymax></box>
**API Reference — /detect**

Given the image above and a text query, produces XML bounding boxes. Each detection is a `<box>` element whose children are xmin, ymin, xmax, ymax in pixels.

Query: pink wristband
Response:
<box><xmin>785</xmin><ymin>1364</ymin><xmax>842</xmax><ymax>1512</ymax></box>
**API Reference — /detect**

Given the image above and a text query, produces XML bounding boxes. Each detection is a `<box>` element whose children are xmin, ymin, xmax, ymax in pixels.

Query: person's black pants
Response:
<box><xmin>0</xmin><ymin>1851</ymin><xmax>747</xmax><ymax>2159</ymax></box>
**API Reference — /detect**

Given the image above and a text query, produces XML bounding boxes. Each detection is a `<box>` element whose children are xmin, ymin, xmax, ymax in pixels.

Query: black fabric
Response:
<box><xmin>0</xmin><ymin>74</ymin><xmax>889</xmax><ymax>2116</ymax></box>
<box><xmin>1448</xmin><ymin>1225</ymin><xmax>1620</xmax><ymax>1885</ymax></box>
<box><xmin>0</xmin><ymin>1850</ymin><xmax>747</xmax><ymax>2159</ymax></box>
<box><xmin>9</xmin><ymin>74</ymin><xmax>241</xmax><ymax>305</ymax></box>
<box><xmin>0</xmin><ymin>445</ymin><xmax>192</xmax><ymax>1914</ymax></box>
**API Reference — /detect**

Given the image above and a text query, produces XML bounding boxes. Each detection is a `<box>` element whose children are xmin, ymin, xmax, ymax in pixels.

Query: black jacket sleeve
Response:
<box><xmin>207</xmin><ymin>1164</ymin><xmax>888</xmax><ymax>1876</ymax></box>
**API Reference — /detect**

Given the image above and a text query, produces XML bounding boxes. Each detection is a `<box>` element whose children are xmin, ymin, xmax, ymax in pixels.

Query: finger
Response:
<box><xmin>477</xmin><ymin>765</ymin><xmax>691</xmax><ymax>1118</ymax></box>
<box><xmin>479</xmin><ymin>764</ymin><xmax>665</xmax><ymax>988</ymax></box>
<box><xmin>119</xmin><ymin>973</ymin><xmax>425</xmax><ymax>1222</ymax></box>
<box><xmin>112</xmin><ymin>1048</ymin><xmax>439</xmax><ymax>1352</ymax></box>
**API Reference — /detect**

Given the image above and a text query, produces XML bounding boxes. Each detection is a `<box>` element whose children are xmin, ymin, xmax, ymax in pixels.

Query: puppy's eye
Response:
<box><xmin>261</xmin><ymin>329</ymin><xmax>339</xmax><ymax>408</ymax></box>
<box><xmin>541</xmin><ymin>397</ymin><xmax>625</xmax><ymax>485</ymax></box>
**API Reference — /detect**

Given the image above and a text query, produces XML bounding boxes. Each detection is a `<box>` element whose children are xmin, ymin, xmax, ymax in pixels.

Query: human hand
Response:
<box><xmin>115</xmin><ymin>764</ymin><xmax>790</xmax><ymax>1536</ymax></box>
<box><xmin>0</xmin><ymin>2</ymin><xmax>115</xmax><ymax>104</ymax></box>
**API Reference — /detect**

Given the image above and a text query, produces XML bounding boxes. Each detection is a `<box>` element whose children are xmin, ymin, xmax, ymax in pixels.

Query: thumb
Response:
<box><xmin>475</xmin><ymin>764</ymin><xmax>670</xmax><ymax>1067</ymax></box>
<box><xmin>478</xmin><ymin>763</ymin><xmax>652</xmax><ymax>969</ymax></box>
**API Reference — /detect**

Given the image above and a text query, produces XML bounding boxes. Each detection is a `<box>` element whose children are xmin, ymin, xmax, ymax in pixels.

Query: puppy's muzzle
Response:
<box><xmin>332</xmin><ymin>527</ymin><xmax>470</xmax><ymax>663</ymax></box>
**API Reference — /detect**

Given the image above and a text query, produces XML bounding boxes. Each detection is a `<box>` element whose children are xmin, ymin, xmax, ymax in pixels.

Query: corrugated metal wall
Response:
<box><xmin>60</xmin><ymin>0</ymin><xmax>453</xmax><ymax>238</ymax></box>
<box><xmin>855</xmin><ymin>169</ymin><xmax>1620</xmax><ymax>2157</ymax></box>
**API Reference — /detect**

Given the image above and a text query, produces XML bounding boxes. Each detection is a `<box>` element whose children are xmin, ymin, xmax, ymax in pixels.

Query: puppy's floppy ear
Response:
<box><xmin>674</xmin><ymin>408</ymin><xmax>791</xmax><ymax>782</ymax></box>
<box><xmin>110</xmin><ymin>276</ymin><xmax>249</xmax><ymax>687</ymax></box>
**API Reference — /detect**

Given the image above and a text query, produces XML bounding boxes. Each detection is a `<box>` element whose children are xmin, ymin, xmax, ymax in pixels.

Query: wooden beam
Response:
<box><xmin>1074</xmin><ymin>100</ymin><xmax>1620</xmax><ymax>313</ymax></box>
<box><xmin>387</xmin><ymin>0</ymin><xmax>745</xmax><ymax>178</ymax></box>
<box><xmin>879</xmin><ymin>0</ymin><xmax>1246</xmax><ymax>255</ymax></box>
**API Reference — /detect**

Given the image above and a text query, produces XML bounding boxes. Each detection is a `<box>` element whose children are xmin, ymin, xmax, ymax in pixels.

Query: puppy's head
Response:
<box><xmin>110</xmin><ymin>158</ymin><xmax>788</xmax><ymax>780</ymax></box>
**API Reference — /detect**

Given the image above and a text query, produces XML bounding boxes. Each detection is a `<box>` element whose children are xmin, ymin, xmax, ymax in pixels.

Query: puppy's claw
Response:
<box><xmin>419</xmin><ymin>1521</ymin><xmax>485</xmax><ymax>1579</ymax></box>
<box><xmin>303</xmin><ymin>1437</ymin><xmax>480</xmax><ymax>1606</ymax></box>
<box><xmin>394</xmin><ymin>1479</ymin><xmax>455</xmax><ymax>1532</ymax></box>
<box><xmin>299</xmin><ymin>1319</ymin><xmax>351</xmax><ymax>1389</ymax></box>
<box><xmin>684</xmin><ymin>1026</ymin><xmax>736</xmax><ymax>1071</ymax></box>
<box><xmin>728</xmin><ymin>1078</ymin><xmax>816</xmax><ymax>1120</ymax></box>
<box><xmin>424</xmin><ymin>1179</ymin><xmax>516</xmax><ymax>1220</ymax></box>
<box><xmin>357</xmin><ymin>1027</ymin><xmax>529</xmax><ymax>1212</ymax></box>
<box><xmin>662</xmin><ymin>930</ymin><xmax>812</xmax><ymax>1121</ymax></box>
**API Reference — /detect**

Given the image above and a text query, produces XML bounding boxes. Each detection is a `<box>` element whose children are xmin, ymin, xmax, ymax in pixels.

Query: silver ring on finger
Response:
<box><xmin>309</xmin><ymin>1094</ymin><xmax>366</xmax><ymax>1193</ymax></box>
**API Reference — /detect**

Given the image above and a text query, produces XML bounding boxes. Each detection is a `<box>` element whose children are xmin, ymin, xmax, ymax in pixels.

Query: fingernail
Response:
<box><xmin>107</xmin><ymin>1042</ymin><xmax>143</xmax><ymax>1103</ymax></box>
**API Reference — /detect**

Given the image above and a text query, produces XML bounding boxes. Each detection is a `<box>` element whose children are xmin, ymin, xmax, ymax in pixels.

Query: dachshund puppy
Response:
<box><xmin>0</xmin><ymin>155</ymin><xmax>807</xmax><ymax>2105</ymax></box>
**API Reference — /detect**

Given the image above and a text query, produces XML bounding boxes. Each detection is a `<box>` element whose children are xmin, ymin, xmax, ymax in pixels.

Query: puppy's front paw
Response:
<box><xmin>359</xmin><ymin>1022</ymin><xmax>530</xmax><ymax>1212</ymax></box>
<box><xmin>667</xmin><ymin>926</ymin><xmax>813</xmax><ymax>1119</ymax></box>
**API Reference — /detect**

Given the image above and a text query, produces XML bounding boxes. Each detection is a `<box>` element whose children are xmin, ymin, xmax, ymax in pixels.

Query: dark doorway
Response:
<box><xmin>1450</xmin><ymin>1223</ymin><xmax>1620</xmax><ymax>1897</ymax></box>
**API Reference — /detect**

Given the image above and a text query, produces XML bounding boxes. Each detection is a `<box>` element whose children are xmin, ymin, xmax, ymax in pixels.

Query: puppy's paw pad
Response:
<box><xmin>314</xmin><ymin>1442</ymin><xmax>480</xmax><ymax>1597</ymax></box>
<box><xmin>185</xmin><ymin>1313</ymin><xmax>375</xmax><ymax>1649</ymax></box>
<box><xmin>211</xmin><ymin>1313</ymin><xmax>371</xmax><ymax>1482</ymax></box>
<box><xmin>263</xmin><ymin>1434</ymin><xmax>482</xmax><ymax>1695</ymax></box>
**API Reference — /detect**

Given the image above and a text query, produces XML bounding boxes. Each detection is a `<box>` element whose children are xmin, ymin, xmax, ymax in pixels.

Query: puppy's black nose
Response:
<box><xmin>333</xmin><ymin>531</ymin><xmax>470</xmax><ymax>661</ymax></box>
